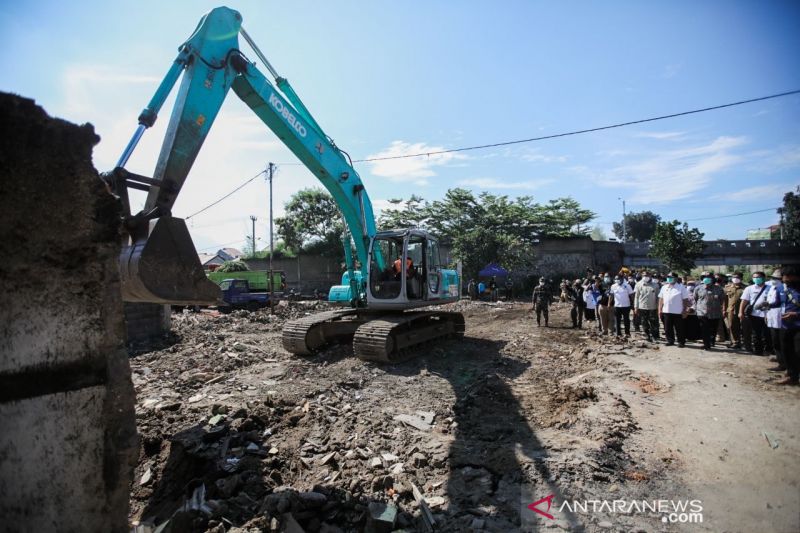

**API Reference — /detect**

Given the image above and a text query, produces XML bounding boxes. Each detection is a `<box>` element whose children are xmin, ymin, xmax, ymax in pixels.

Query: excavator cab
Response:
<box><xmin>366</xmin><ymin>229</ymin><xmax>458</xmax><ymax>311</ymax></box>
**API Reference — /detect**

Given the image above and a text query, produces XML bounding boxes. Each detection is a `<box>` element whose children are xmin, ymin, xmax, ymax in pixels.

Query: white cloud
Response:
<box><xmin>519</xmin><ymin>149</ymin><xmax>567</xmax><ymax>164</ymax></box>
<box><xmin>604</xmin><ymin>136</ymin><xmax>747</xmax><ymax>203</ymax></box>
<box><xmin>365</xmin><ymin>140</ymin><xmax>465</xmax><ymax>181</ymax></box>
<box><xmin>62</xmin><ymin>64</ymin><xmax>160</xmax><ymax>116</ymax></box>
<box><xmin>458</xmin><ymin>178</ymin><xmax>554</xmax><ymax>190</ymax></box>
<box><xmin>712</xmin><ymin>183</ymin><xmax>791</xmax><ymax>202</ymax></box>
<box><xmin>635</xmin><ymin>131</ymin><xmax>686</xmax><ymax>140</ymax></box>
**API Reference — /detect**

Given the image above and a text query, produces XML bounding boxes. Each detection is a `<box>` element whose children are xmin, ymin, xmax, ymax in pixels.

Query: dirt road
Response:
<box><xmin>128</xmin><ymin>301</ymin><xmax>799</xmax><ymax>532</ymax></box>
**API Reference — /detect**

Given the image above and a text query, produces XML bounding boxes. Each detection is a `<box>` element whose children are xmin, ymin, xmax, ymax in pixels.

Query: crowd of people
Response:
<box><xmin>529</xmin><ymin>265</ymin><xmax>800</xmax><ymax>386</ymax></box>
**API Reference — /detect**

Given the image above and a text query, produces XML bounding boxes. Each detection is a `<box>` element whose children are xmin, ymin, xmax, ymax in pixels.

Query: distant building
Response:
<box><xmin>199</xmin><ymin>253</ymin><xmax>225</xmax><ymax>269</ymax></box>
<box><xmin>218</xmin><ymin>247</ymin><xmax>243</xmax><ymax>261</ymax></box>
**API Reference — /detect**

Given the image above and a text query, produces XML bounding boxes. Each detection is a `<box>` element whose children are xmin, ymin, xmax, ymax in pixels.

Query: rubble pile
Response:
<box><xmin>130</xmin><ymin>301</ymin><xmax>666</xmax><ymax>532</ymax></box>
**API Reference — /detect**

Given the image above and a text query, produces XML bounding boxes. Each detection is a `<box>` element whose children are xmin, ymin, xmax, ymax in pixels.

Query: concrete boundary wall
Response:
<box><xmin>0</xmin><ymin>94</ymin><xmax>138</xmax><ymax>532</ymax></box>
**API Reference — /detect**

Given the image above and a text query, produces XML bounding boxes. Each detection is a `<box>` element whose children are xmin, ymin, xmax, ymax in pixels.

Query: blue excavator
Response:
<box><xmin>104</xmin><ymin>6</ymin><xmax>464</xmax><ymax>362</ymax></box>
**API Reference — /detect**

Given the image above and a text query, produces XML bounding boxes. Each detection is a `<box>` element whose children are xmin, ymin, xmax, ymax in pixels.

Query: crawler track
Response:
<box><xmin>281</xmin><ymin>309</ymin><xmax>362</xmax><ymax>355</ymax></box>
<box><xmin>353</xmin><ymin>311</ymin><xmax>465</xmax><ymax>363</ymax></box>
<box><xmin>282</xmin><ymin>310</ymin><xmax>465</xmax><ymax>362</ymax></box>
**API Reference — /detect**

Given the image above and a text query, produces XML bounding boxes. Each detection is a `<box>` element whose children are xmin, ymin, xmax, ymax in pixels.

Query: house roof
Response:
<box><xmin>220</xmin><ymin>247</ymin><xmax>242</xmax><ymax>257</ymax></box>
<box><xmin>198</xmin><ymin>253</ymin><xmax>223</xmax><ymax>266</ymax></box>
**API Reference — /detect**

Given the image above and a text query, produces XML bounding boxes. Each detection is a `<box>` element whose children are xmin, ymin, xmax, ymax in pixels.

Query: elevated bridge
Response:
<box><xmin>624</xmin><ymin>239</ymin><xmax>800</xmax><ymax>267</ymax></box>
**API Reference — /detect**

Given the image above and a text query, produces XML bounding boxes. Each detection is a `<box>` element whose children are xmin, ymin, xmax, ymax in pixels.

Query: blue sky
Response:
<box><xmin>2</xmin><ymin>0</ymin><xmax>798</xmax><ymax>252</ymax></box>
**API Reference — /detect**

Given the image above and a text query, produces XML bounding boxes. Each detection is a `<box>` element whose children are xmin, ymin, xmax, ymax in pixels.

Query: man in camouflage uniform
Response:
<box><xmin>724</xmin><ymin>272</ymin><xmax>747</xmax><ymax>350</ymax></box>
<box><xmin>532</xmin><ymin>276</ymin><xmax>553</xmax><ymax>327</ymax></box>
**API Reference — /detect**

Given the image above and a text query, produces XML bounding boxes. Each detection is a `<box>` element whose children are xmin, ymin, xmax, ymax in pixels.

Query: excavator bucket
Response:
<box><xmin>120</xmin><ymin>216</ymin><xmax>222</xmax><ymax>305</ymax></box>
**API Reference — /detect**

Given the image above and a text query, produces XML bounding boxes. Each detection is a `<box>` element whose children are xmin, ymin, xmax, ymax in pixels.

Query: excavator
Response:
<box><xmin>104</xmin><ymin>6</ymin><xmax>464</xmax><ymax>362</ymax></box>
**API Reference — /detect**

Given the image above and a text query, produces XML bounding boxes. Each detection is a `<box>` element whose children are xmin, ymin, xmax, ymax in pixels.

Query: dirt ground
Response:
<box><xmin>128</xmin><ymin>301</ymin><xmax>800</xmax><ymax>532</ymax></box>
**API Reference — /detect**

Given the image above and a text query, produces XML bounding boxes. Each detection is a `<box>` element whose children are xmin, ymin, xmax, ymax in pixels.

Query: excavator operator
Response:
<box><xmin>393</xmin><ymin>257</ymin><xmax>413</xmax><ymax>280</ymax></box>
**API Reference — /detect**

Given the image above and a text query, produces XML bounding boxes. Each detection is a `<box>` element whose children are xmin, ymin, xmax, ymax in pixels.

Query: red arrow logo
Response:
<box><xmin>528</xmin><ymin>494</ymin><xmax>555</xmax><ymax>519</ymax></box>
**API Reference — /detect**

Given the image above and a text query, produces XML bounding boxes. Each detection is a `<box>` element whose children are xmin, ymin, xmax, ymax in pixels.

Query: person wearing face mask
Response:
<box><xmin>597</xmin><ymin>274</ymin><xmax>615</xmax><ymax>335</ymax></box>
<box><xmin>634</xmin><ymin>270</ymin><xmax>660</xmax><ymax>342</ymax></box>
<box><xmin>693</xmin><ymin>271</ymin><xmax>725</xmax><ymax>351</ymax></box>
<box><xmin>532</xmin><ymin>276</ymin><xmax>552</xmax><ymax>327</ymax></box>
<box><xmin>776</xmin><ymin>266</ymin><xmax>800</xmax><ymax>385</ymax></box>
<box><xmin>765</xmin><ymin>269</ymin><xmax>785</xmax><ymax>372</ymax></box>
<box><xmin>724</xmin><ymin>272</ymin><xmax>746</xmax><ymax>350</ymax></box>
<box><xmin>658</xmin><ymin>271</ymin><xmax>690</xmax><ymax>347</ymax></box>
<box><xmin>610</xmin><ymin>273</ymin><xmax>635</xmax><ymax>337</ymax></box>
<box><xmin>584</xmin><ymin>278</ymin><xmax>599</xmax><ymax>326</ymax></box>
<box><xmin>740</xmin><ymin>271</ymin><xmax>771</xmax><ymax>356</ymax></box>
<box><xmin>714</xmin><ymin>274</ymin><xmax>730</xmax><ymax>345</ymax></box>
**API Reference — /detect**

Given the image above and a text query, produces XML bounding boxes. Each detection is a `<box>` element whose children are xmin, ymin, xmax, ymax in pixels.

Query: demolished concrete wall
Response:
<box><xmin>0</xmin><ymin>93</ymin><xmax>138</xmax><ymax>532</ymax></box>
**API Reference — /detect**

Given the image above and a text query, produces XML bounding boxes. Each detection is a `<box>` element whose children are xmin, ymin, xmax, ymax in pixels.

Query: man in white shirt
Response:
<box><xmin>610</xmin><ymin>274</ymin><xmax>634</xmax><ymax>337</ymax></box>
<box><xmin>765</xmin><ymin>269</ymin><xmax>785</xmax><ymax>372</ymax></box>
<box><xmin>658</xmin><ymin>271</ymin><xmax>690</xmax><ymax>347</ymax></box>
<box><xmin>740</xmin><ymin>271</ymin><xmax>772</xmax><ymax>356</ymax></box>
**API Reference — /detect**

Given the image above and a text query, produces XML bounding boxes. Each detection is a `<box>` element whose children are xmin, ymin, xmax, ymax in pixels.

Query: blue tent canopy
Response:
<box><xmin>478</xmin><ymin>263</ymin><xmax>508</xmax><ymax>277</ymax></box>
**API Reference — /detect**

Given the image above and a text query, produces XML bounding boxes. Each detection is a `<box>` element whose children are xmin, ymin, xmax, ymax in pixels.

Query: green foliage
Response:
<box><xmin>377</xmin><ymin>195</ymin><xmax>428</xmax><ymax>230</ymax></box>
<box><xmin>650</xmin><ymin>220</ymin><xmax>705</xmax><ymax>273</ymax></box>
<box><xmin>217</xmin><ymin>259</ymin><xmax>250</xmax><ymax>272</ymax></box>
<box><xmin>422</xmin><ymin>189</ymin><xmax>594</xmax><ymax>278</ymax></box>
<box><xmin>612</xmin><ymin>210</ymin><xmax>661</xmax><ymax>242</ymax></box>
<box><xmin>275</xmin><ymin>188</ymin><xmax>345</xmax><ymax>258</ymax></box>
<box><xmin>779</xmin><ymin>186</ymin><xmax>800</xmax><ymax>244</ymax></box>
<box><xmin>248</xmin><ymin>241</ymin><xmax>297</xmax><ymax>259</ymax></box>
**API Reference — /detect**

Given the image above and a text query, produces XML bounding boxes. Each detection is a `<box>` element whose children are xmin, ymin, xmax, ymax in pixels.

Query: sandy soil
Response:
<box><xmin>127</xmin><ymin>301</ymin><xmax>799</xmax><ymax>532</ymax></box>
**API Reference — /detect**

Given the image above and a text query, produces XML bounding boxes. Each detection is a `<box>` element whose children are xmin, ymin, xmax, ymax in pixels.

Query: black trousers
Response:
<box><xmin>535</xmin><ymin>304</ymin><xmax>549</xmax><ymax>325</ymax></box>
<box><xmin>614</xmin><ymin>306</ymin><xmax>631</xmax><ymax>335</ymax></box>
<box><xmin>638</xmin><ymin>309</ymin><xmax>660</xmax><ymax>339</ymax></box>
<box><xmin>698</xmin><ymin>316</ymin><xmax>720</xmax><ymax>349</ymax></box>
<box><xmin>770</xmin><ymin>328</ymin><xmax>784</xmax><ymax>367</ymax></box>
<box><xmin>781</xmin><ymin>329</ymin><xmax>800</xmax><ymax>380</ymax></box>
<box><xmin>663</xmin><ymin>313</ymin><xmax>686</xmax><ymax>345</ymax></box>
<box><xmin>750</xmin><ymin>316</ymin><xmax>769</xmax><ymax>355</ymax></box>
<box><xmin>571</xmin><ymin>303</ymin><xmax>584</xmax><ymax>327</ymax></box>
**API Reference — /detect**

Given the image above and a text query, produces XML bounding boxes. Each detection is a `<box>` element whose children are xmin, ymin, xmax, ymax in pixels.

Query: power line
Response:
<box><xmin>182</xmin><ymin>89</ymin><xmax>799</xmax><ymax>216</ymax></box>
<box><xmin>684</xmin><ymin>207</ymin><xmax>779</xmax><ymax>222</ymax></box>
<box><xmin>185</xmin><ymin>169</ymin><xmax>266</xmax><ymax>220</ymax></box>
<box><xmin>352</xmin><ymin>89</ymin><xmax>800</xmax><ymax>163</ymax></box>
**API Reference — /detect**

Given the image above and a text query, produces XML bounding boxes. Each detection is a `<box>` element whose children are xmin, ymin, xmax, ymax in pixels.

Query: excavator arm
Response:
<box><xmin>106</xmin><ymin>7</ymin><xmax>376</xmax><ymax>306</ymax></box>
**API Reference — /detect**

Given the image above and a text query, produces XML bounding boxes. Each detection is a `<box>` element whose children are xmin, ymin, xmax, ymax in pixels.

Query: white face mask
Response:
<box><xmin>642</xmin><ymin>276</ymin><xmax>651</xmax><ymax>283</ymax></box>
<box><xmin>732</xmin><ymin>277</ymin><xmax>741</xmax><ymax>284</ymax></box>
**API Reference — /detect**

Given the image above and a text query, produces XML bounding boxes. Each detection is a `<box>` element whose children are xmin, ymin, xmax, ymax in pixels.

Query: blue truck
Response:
<box><xmin>218</xmin><ymin>279</ymin><xmax>270</xmax><ymax>311</ymax></box>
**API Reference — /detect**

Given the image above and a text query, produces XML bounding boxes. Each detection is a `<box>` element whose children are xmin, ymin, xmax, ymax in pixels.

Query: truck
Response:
<box><xmin>207</xmin><ymin>270</ymin><xmax>286</xmax><ymax>293</ymax></box>
<box><xmin>218</xmin><ymin>279</ymin><xmax>270</xmax><ymax>311</ymax></box>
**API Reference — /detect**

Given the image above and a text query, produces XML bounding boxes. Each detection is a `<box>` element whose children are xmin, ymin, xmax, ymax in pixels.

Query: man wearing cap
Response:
<box><xmin>724</xmin><ymin>273</ymin><xmax>747</xmax><ymax>350</ymax></box>
<box><xmin>766</xmin><ymin>269</ymin><xmax>785</xmax><ymax>372</ymax></box>
<box><xmin>777</xmin><ymin>266</ymin><xmax>800</xmax><ymax>385</ymax></box>
<box><xmin>740</xmin><ymin>271</ymin><xmax>771</xmax><ymax>356</ymax></box>
<box><xmin>694</xmin><ymin>271</ymin><xmax>725</xmax><ymax>351</ymax></box>
<box><xmin>532</xmin><ymin>276</ymin><xmax>552</xmax><ymax>327</ymax></box>
<box><xmin>634</xmin><ymin>270</ymin><xmax>660</xmax><ymax>342</ymax></box>
<box><xmin>658</xmin><ymin>272</ymin><xmax>690</xmax><ymax>347</ymax></box>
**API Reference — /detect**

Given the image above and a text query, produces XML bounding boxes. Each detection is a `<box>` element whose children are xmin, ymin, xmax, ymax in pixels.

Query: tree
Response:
<box><xmin>217</xmin><ymin>259</ymin><xmax>249</xmax><ymax>272</ymax></box>
<box><xmin>650</xmin><ymin>220</ymin><xmax>705</xmax><ymax>273</ymax></box>
<box><xmin>779</xmin><ymin>186</ymin><xmax>800</xmax><ymax>244</ymax></box>
<box><xmin>377</xmin><ymin>195</ymin><xmax>428</xmax><ymax>230</ymax></box>
<box><xmin>275</xmin><ymin>188</ymin><xmax>345</xmax><ymax>257</ymax></box>
<box><xmin>612</xmin><ymin>210</ymin><xmax>661</xmax><ymax>242</ymax></box>
<box><xmin>541</xmin><ymin>197</ymin><xmax>595</xmax><ymax>236</ymax></box>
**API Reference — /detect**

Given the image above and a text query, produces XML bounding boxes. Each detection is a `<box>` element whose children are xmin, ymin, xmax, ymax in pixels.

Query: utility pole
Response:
<box><xmin>267</xmin><ymin>163</ymin><xmax>275</xmax><ymax>314</ymax></box>
<box><xmin>618</xmin><ymin>197</ymin><xmax>627</xmax><ymax>242</ymax></box>
<box><xmin>249</xmin><ymin>215</ymin><xmax>257</xmax><ymax>257</ymax></box>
